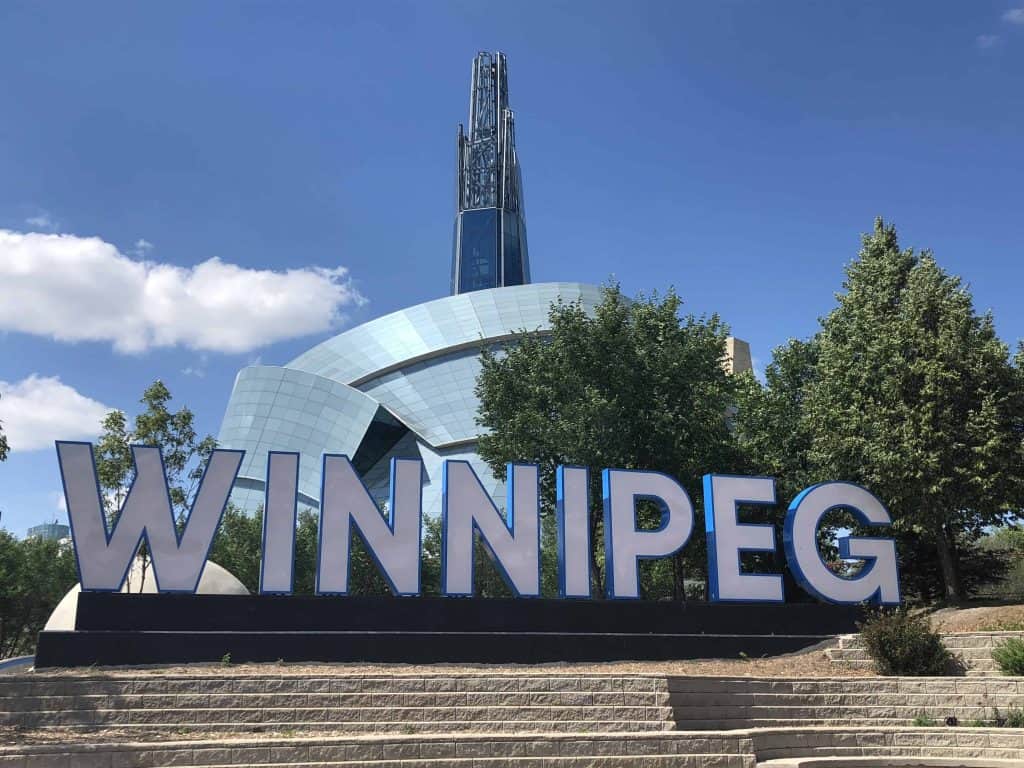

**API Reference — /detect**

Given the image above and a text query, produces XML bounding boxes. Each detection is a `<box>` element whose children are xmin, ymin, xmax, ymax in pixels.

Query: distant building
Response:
<box><xmin>725</xmin><ymin>337</ymin><xmax>752</xmax><ymax>375</ymax></box>
<box><xmin>27</xmin><ymin>522</ymin><xmax>70</xmax><ymax>541</ymax></box>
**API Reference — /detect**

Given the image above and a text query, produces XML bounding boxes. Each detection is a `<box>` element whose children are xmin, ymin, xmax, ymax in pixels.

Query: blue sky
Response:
<box><xmin>1</xmin><ymin>1</ymin><xmax>1022</xmax><ymax>535</ymax></box>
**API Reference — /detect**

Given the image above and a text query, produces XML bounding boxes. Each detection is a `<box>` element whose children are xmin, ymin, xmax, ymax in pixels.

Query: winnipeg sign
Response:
<box><xmin>56</xmin><ymin>441</ymin><xmax>901</xmax><ymax>605</ymax></box>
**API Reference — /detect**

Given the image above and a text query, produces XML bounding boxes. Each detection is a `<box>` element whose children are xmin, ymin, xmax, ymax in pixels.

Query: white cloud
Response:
<box><xmin>976</xmin><ymin>33</ymin><xmax>1000</xmax><ymax>49</ymax></box>
<box><xmin>133</xmin><ymin>238</ymin><xmax>154</xmax><ymax>256</ymax></box>
<box><xmin>0</xmin><ymin>375</ymin><xmax>111</xmax><ymax>453</ymax></box>
<box><xmin>0</xmin><ymin>229</ymin><xmax>366</xmax><ymax>354</ymax></box>
<box><xmin>25</xmin><ymin>211</ymin><xmax>58</xmax><ymax>231</ymax></box>
<box><xmin>1003</xmin><ymin>8</ymin><xmax>1024</xmax><ymax>24</ymax></box>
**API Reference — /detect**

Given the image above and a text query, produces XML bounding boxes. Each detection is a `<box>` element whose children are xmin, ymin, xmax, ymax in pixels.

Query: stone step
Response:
<box><xmin>825</xmin><ymin>649</ymin><xmax>870</xmax><ymax>661</ymax></box>
<box><xmin>166</xmin><ymin>758</ymin><xmax>744</xmax><ymax>768</ymax></box>
<box><xmin>0</xmin><ymin>675</ymin><xmax>669</xmax><ymax>695</ymax></box>
<box><xmin>3</xmin><ymin>719</ymin><xmax>671</xmax><ymax>733</ymax></box>
<box><xmin>1</xmin><ymin>704</ymin><xmax>674</xmax><ymax>727</ymax></box>
<box><xmin>0</xmin><ymin>690</ymin><xmax>671</xmax><ymax>711</ymax></box>
<box><xmin>5</xmin><ymin>727</ymin><xmax>1023</xmax><ymax>768</ymax></box>
<box><xmin>666</xmin><ymin>678</ymin><xmax>1024</xmax><ymax>693</ymax></box>
<box><xmin>757</xmin><ymin>759</ymin><xmax>1024</xmax><ymax>768</ymax></box>
<box><xmin>676</xmin><ymin>703</ymin><xmax>1006</xmax><ymax>718</ymax></box>
<box><xmin>677</xmin><ymin>718</ymin><xmax>965</xmax><ymax>729</ymax></box>
<box><xmin>671</xmin><ymin>696</ymin><xmax>1024</xmax><ymax>712</ymax></box>
<box><xmin>0</xmin><ymin>732</ymin><xmax>755</xmax><ymax>768</ymax></box>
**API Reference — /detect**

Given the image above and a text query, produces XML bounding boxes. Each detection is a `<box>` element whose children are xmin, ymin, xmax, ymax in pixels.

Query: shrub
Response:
<box><xmin>912</xmin><ymin>715</ymin><xmax>938</xmax><ymax>726</ymax></box>
<box><xmin>858</xmin><ymin>609</ymin><xmax>957</xmax><ymax>676</ymax></box>
<box><xmin>1006</xmin><ymin>707</ymin><xmax>1024</xmax><ymax>728</ymax></box>
<box><xmin>992</xmin><ymin>638</ymin><xmax>1024</xmax><ymax>675</ymax></box>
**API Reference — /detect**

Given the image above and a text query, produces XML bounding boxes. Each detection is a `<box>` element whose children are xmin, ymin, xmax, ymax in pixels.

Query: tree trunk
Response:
<box><xmin>934</xmin><ymin>524</ymin><xmax>962</xmax><ymax>603</ymax></box>
<box><xmin>672</xmin><ymin>552</ymin><xmax>687</xmax><ymax>602</ymax></box>
<box><xmin>589</xmin><ymin>509</ymin><xmax>604</xmax><ymax>597</ymax></box>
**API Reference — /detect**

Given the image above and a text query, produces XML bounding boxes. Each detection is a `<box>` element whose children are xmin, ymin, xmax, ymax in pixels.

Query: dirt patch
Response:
<box><xmin>27</xmin><ymin>643</ymin><xmax>868</xmax><ymax>680</ymax></box>
<box><xmin>930</xmin><ymin>603</ymin><xmax>1024</xmax><ymax>633</ymax></box>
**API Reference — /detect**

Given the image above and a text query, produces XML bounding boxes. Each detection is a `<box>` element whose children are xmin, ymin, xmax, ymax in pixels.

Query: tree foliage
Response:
<box><xmin>93</xmin><ymin>380</ymin><xmax>218</xmax><ymax>591</ymax></box>
<box><xmin>734</xmin><ymin>339</ymin><xmax>820</xmax><ymax>504</ymax></box>
<box><xmin>802</xmin><ymin>218</ymin><xmax>1024</xmax><ymax>601</ymax></box>
<box><xmin>95</xmin><ymin>381</ymin><xmax>217</xmax><ymax>526</ymax></box>
<box><xmin>208</xmin><ymin>505</ymin><xmax>263</xmax><ymax>593</ymax></box>
<box><xmin>474</xmin><ymin>283</ymin><xmax>740</xmax><ymax>598</ymax></box>
<box><xmin>737</xmin><ymin>219</ymin><xmax>1024</xmax><ymax>603</ymax></box>
<box><xmin>0</xmin><ymin>532</ymin><xmax>78</xmax><ymax>657</ymax></box>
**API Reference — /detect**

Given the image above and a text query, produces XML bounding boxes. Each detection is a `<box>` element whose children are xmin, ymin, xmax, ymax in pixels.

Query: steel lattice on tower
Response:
<box><xmin>451</xmin><ymin>51</ymin><xmax>530</xmax><ymax>295</ymax></box>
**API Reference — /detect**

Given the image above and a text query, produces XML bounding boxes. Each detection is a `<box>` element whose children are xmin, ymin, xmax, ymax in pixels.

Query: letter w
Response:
<box><xmin>56</xmin><ymin>442</ymin><xmax>243</xmax><ymax>592</ymax></box>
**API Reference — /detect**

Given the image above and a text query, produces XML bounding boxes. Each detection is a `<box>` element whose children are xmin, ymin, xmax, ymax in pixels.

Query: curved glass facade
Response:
<box><xmin>218</xmin><ymin>282</ymin><xmax>604</xmax><ymax>516</ymax></box>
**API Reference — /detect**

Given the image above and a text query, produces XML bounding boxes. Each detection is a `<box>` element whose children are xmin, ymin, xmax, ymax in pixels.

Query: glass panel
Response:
<box><xmin>457</xmin><ymin>209</ymin><xmax>498</xmax><ymax>293</ymax></box>
<box><xmin>501</xmin><ymin>210</ymin><xmax>525</xmax><ymax>286</ymax></box>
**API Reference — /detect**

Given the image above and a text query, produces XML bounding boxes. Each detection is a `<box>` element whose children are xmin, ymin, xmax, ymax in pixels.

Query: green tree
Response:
<box><xmin>294</xmin><ymin>508</ymin><xmax>320</xmax><ymax>594</ymax></box>
<box><xmin>94</xmin><ymin>380</ymin><xmax>218</xmax><ymax>591</ymax></box>
<box><xmin>208</xmin><ymin>505</ymin><xmax>263</xmax><ymax>593</ymax></box>
<box><xmin>0</xmin><ymin>532</ymin><xmax>78</xmax><ymax>656</ymax></box>
<box><xmin>804</xmin><ymin>219</ymin><xmax>1024</xmax><ymax>602</ymax></box>
<box><xmin>474</xmin><ymin>283</ymin><xmax>741</xmax><ymax>598</ymax></box>
<box><xmin>734</xmin><ymin>338</ymin><xmax>820</xmax><ymax>504</ymax></box>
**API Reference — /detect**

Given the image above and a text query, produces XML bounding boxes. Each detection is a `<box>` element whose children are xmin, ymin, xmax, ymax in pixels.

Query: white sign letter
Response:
<box><xmin>783</xmin><ymin>482</ymin><xmax>900</xmax><ymax>605</ymax></box>
<box><xmin>317</xmin><ymin>455</ymin><xmax>422</xmax><ymax>596</ymax></box>
<box><xmin>260</xmin><ymin>451</ymin><xmax>299</xmax><ymax>594</ymax></box>
<box><xmin>57</xmin><ymin>441</ymin><xmax>242</xmax><ymax>593</ymax></box>
<box><xmin>556</xmin><ymin>465</ymin><xmax>592</xmax><ymax>598</ymax></box>
<box><xmin>442</xmin><ymin>461</ymin><xmax>540</xmax><ymax>597</ymax></box>
<box><xmin>703</xmin><ymin>474</ymin><xmax>783</xmax><ymax>603</ymax></box>
<box><xmin>602</xmin><ymin>468</ymin><xmax>694</xmax><ymax>599</ymax></box>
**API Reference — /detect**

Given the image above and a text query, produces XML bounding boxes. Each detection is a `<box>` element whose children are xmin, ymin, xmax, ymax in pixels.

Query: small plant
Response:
<box><xmin>738</xmin><ymin>651</ymin><xmax>749</xmax><ymax>661</ymax></box>
<box><xmin>220</xmin><ymin>652</ymin><xmax>232</xmax><ymax>666</ymax></box>
<box><xmin>1005</xmin><ymin>707</ymin><xmax>1024</xmax><ymax>728</ymax></box>
<box><xmin>858</xmin><ymin>609</ymin><xmax>958</xmax><ymax>676</ymax></box>
<box><xmin>945</xmin><ymin>716</ymin><xmax>959</xmax><ymax>727</ymax></box>
<box><xmin>992</xmin><ymin>638</ymin><xmax>1024</xmax><ymax>676</ymax></box>
<box><xmin>967</xmin><ymin>718</ymin><xmax>987</xmax><ymax>727</ymax></box>
<box><xmin>913</xmin><ymin>715</ymin><xmax>938</xmax><ymax>726</ymax></box>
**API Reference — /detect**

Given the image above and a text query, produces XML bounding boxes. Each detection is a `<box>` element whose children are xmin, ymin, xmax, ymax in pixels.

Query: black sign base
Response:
<box><xmin>35</xmin><ymin>593</ymin><xmax>861</xmax><ymax>668</ymax></box>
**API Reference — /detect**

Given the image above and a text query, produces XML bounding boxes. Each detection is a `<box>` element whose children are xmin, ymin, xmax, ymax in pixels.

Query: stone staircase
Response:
<box><xmin>827</xmin><ymin>632</ymin><xmax>1024</xmax><ymax>676</ymax></box>
<box><xmin>0</xmin><ymin>674</ymin><xmax>675</xmax><ymax>734</ymax></box>
<box><xmin>670</xmin><ymin>676</ymin><xmax>1024</xmax><ymax>729</ymax></box>
<box><xmin>3</xmin><ymin>673</ymin><xmax>1024</xmax><ymax>766</ymax></box>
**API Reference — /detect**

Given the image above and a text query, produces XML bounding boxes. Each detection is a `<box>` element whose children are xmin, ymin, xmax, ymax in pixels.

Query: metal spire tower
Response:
<box><xmin>451</xmin><ymin>51</ymin><xmax>530</xmax><ymax>295</ymax></box>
